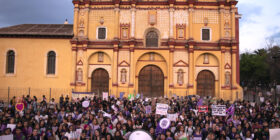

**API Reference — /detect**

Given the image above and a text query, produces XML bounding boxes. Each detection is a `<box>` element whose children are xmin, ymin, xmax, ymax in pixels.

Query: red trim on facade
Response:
<box><xmin>173</xmin><ymin>60</ymin><xmax>189</xmax><ymax>67</ymax></box>
<box><xmin>129</xmin><ymin>47</ymin><xmax>135</xmax><ymax>52</ymax></box>
<box><xmin>188</xmin><ymin>48</ymin><xmax>194</xmax><ymax>53</ymax></box>
<box><xmin>224</xmin><ymin>63</ymin><xmax>231</xmax><ymax>69</ymax></box>
<box><xmin>138</xmin><ymin>60</ymin><xmax>165</xmax><ymax>62</ymax></box>
<box><xmin>118</xmin><ymin>60</ymin><xmax>130</xmax><ymax>67</ymax></box>
<box><xmin>120</xmin><ymin>23</ymin><xmax>130</xmax><ymax>40</ymax></box>
<box><xmin>195</xmin><ymin>65</ymin><xmax>218</xmax><ymax>67</ymax></box>
<box><xmin>88</xmin><ymin>41</ymin><xmax>113</xmax><ymax>45</ymax></box>
<box><xmin>188</xmin><ymin>84</ymin><xmax>193</xmax><ymax>88</ymax></box>
<box><xmin>135</xmin><ymin>48</ymin><xmax>170</xmax><ymax>50</ymax></box>
<box><xmin>73</xmin><ymin>0</ymin><xmax>238</xmax><ymax>6</ymax></box>
<box><xmin>76</xmin><ymin>82</ymin><xmax>86</xmax><ymax>86</ymax></box>
<box><xmin>86</xmin><ymin>47</ymin><xmax>114</xmax><ymax>50</ymax></box>
<box><xmin>88</xmin><ymin>64</ymin><xmax>111</xmax><ymax>65</ymax></box>
<box><xmin>176</xmin><ymin>24</ymin><xmax>186</xmax><ymax>40</ymax></box>
<box><xmin>77</xmin><ymin>60</ymin><xmax>83</xmax><ymax>65</ymax></box>
<box><xmin>118</xmin><ymin>48</ymin><xmax>130</xmax><ymax>51</ymax></box>
<box><xmin>113</xmin><ymin>47</ymin><xmax>119</xmax><ymax>52</ymax></box>
<box><xmin>72</xmin><ymin>47</ymin><xmax>77</xmax><ymax>51</ymax></box>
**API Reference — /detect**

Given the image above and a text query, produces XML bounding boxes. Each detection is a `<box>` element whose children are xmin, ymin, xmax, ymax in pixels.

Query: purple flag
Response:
<box><xmin>226</xmin><ymin>104</ymin><xmax>235</xmax><ymax>116</ymax></box>
<box><xmin>197</xmin><ymin>98</ymin><xmax>203</xmax><ymax>106</ymax></box>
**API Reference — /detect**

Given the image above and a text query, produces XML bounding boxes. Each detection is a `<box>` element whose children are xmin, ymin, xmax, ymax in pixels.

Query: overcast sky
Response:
<box><xmin>0</xmin><ymin>0</ymin><xmax>279</xmax><ymax>53</ymax></box>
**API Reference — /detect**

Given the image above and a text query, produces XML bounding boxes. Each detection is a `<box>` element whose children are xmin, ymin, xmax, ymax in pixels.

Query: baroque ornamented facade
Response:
<box><xmin>0</xmin><ymin>0</ymin><xmax>242</xmax><ymax>100</ymax></box>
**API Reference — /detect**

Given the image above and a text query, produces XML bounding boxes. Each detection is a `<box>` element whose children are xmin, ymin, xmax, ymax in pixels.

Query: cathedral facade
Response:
<box><xmin>0</xmin><ymin>0</ymin><xmax>242</xmax><ymax>100</ymax></box>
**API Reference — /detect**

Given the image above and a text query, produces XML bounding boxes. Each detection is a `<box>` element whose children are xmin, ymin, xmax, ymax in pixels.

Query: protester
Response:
<box><xmin>0</xmin><ymin>94</ymin><xmax>278</xmax><ymax>140</ymax></box>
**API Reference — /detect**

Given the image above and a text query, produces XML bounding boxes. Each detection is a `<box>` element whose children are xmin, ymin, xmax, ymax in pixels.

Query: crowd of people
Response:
<box><xmin>0</xmin><ymin>94</ymin><xmax>279</xmax><ymax>140</ymax></box>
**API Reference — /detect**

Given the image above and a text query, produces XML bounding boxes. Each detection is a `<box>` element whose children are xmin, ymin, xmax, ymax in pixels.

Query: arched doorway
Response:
<box><xmin>197</xmin><ymin>70</ymin><xmax>215</xmax><ymax>97</ymax></box>
<box><xmin>138</xmin><ymin>65</ymin><xmax>164</xmax><ymax>97</ymax></box>
<box><xmin>91</xmin><ymin>68</ymin><xmax>109</xmax><ymax>97</ymax></box>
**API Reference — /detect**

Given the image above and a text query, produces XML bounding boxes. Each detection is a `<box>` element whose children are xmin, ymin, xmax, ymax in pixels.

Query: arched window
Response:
<box><xmin>146</xmin><ymin>31</ymin><xmax>158</xmax><ymax>47</ymax></box>
<box><xmin>177</xmin><ymin>69</ymin><xmax>184</xmax><ymax>85</ymax></box>
<box><xmin>47</xmin><ymin>51</ymin><xmax>56</xmax><ymax>74</ymax></box>
<box><xmin>121</xmin><ymin>69</ymin><xmax>127</xmax><ymax>83</ymax></box>
<box><xmin>6</xmin><ymin>50</ymin><xmax>15</xmax><ymax>74</ymax></box>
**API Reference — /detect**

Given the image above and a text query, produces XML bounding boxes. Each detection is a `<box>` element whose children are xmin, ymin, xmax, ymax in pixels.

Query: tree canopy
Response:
<box><xmin>240</xmin><ymin>46</ymin><xmax>280</xmax><ymax>89</ymax></box>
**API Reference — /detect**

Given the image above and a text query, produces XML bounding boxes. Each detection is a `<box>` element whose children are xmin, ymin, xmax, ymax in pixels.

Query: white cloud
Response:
<box><xmin>238</xmin><ymin>0</ymin><xmax>280</xmax><ymax>52</ymax></box>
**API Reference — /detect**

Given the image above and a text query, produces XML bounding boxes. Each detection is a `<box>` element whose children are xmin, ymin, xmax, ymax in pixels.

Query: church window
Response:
<box><xmin>47</xmin><ymin>51</ymin><xmax>56</xmax><ymax>74</ymax></box>
<box><xmin>6</xmin><ymin>50</ymin><xmax>15</xmax><ymax>74</ymax></box>
<box><xmin>98</xmin><ymin>27</ymin><xmax>106</xmax><ymax>39</ymax></box>
<box><xmin>202</xmin><ymin>28</ymin><xmax>210</xmax><ymax>41</ymax></box>
<box><xmin>146</xmin><ymin>31</ymin><xmax>158</xmax><ymax>47</ymax></box>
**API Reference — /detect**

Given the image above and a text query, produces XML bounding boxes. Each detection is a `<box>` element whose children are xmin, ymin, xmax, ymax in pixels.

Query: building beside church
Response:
<box><xmin>0</xmin><ymin>0</ymin><xmax>242</xmax><ymax>100</ymax></box>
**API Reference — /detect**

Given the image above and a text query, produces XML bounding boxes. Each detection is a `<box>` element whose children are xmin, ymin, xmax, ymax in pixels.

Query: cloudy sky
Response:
<box><xmin>0</xmin><ymin>0</ymin><xmax>279</xmax><ymax>53</ymax></box>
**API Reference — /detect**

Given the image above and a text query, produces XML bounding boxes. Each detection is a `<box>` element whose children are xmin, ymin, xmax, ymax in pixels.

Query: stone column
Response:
<box><xmin>129</xmin><ymin>45</ymin><xmax>135</xmax><ymax>86</ymax></box>
<box><xmin>82</xmin><ymin>45</ymin><xmax>88</xmax><ymax>89</ymax></box>
<box><xmin>169</xmin><ymin>8</ymin><xmax>174</xmax><ymax>38</ymax></box>
<box><xmin>71</xmin><ymin>45</ymin><xmax>77</xmax><ymax>84</ymax></box>
<box><xmin>221</xmin><ymin>47</ymin><xmax>225</xmax><ymax>87</ymax></box>
<box><xmin>231</xmin><ymin>7</ymin><xmax>236</xmax><ymax>38</ymax></box>
<box><xmin>169</xmin><ymin>45</ymin><xmax>174</xmax><ymax>91</ymax></box>
<box><xmin>73</xmin><ymin>7</ymin><xmax>79</xmax><ymax>37</ymax></box>
<box><xmin>231</xmin><ymin>47</ymin><xmax>237</xmax><ymax>88</ymax></box>
<box><xmin>188</xmin><ymin>45</ymin><xmax>194</xmax><ymax>94</ymax></box>
<box><xmin>220</xmin><ymin>47</ymin><xmax>226</xmax><ymax>99</ymax></box>
<box><xmin>115</xmin><ymin>7</ymin><xmax>120</xmax><ymax>39</ymax></box>
<box><xmin>131</xmin><ymin>8</ymin><xmax>136</xmax><ymax>38</ymax></box>
<box><xmin>84</xmin><ymin>8</ymin><xmax>90</xmax><ymax>37</ymax></box>
<box><xmin>188</xmin><ymin>7</ymin><xmax>194</xmax><ymax>39</ymax></box>
<box><xmin>219</xmin><ymin>7</ymin><xmax>225</xmax><ymax>39</ymax></box>
<box><xmin>113</xmin><ymin>45</ymin><xmax>118</xmax><ymax>85</ymax></box>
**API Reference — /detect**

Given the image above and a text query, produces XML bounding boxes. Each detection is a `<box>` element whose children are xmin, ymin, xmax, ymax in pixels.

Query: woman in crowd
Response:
<box><xmin>0</xmin><ymin>94</ymin><xmax>278</xmax><ymax>140</ymax></box>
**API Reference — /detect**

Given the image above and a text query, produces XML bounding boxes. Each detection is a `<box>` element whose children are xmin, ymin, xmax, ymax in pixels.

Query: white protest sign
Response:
<box><xmin>167</xmin><ymin>113</ymin><xmax>178</xmax><ymax>122</ymax></box>
<box><xmin>277</xmin><ymin>85</ymin><xmax>280</xmax><ymax>94</ymax></box>
<box><xmin>269</xmin><ymin>129</ymin><xmax>280</xmax><ymax>140</ymax></box>
<box><xmin>260</xmin><ymin>97</ymin><xmax>265</xmax><ymax>102</ymax></box>
<box><xmin>103</xmin><ymin>92</ymin><xmax>108</xmax><ymax>100</ymax></box>
<box><xmin>7</xmin><ymin>124</ymin><xmax>16</xmax><ymax>131</ymax></box>
<box><xmin>0</xmin><ymin>135</ymin><xmax>13</xmax><ymax>140</ymax></box>
<box><xmin>82</xmin><ymin>101</ymin><xmax>89</xmax><ymax>108</ymax></box>
<box><xmin>211</xmin><ymin>105</ymin><xmax>226</xmax><ymax>116</ymax></box>
<box><xmin>156</xmin><ymin>103</ymin><xmax>169</xmax><ymax>115</ymax></box>
<box><xmin>193</xmin><ymin>137</ymin><xmax>202</xmax><ymax>140</ymax></box>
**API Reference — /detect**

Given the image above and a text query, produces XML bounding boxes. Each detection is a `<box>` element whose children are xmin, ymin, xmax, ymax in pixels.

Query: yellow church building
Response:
<box><xmin>0</xmin><ymin>0</ymin><xmax>242</xmax><ymax>101</ymax></box>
